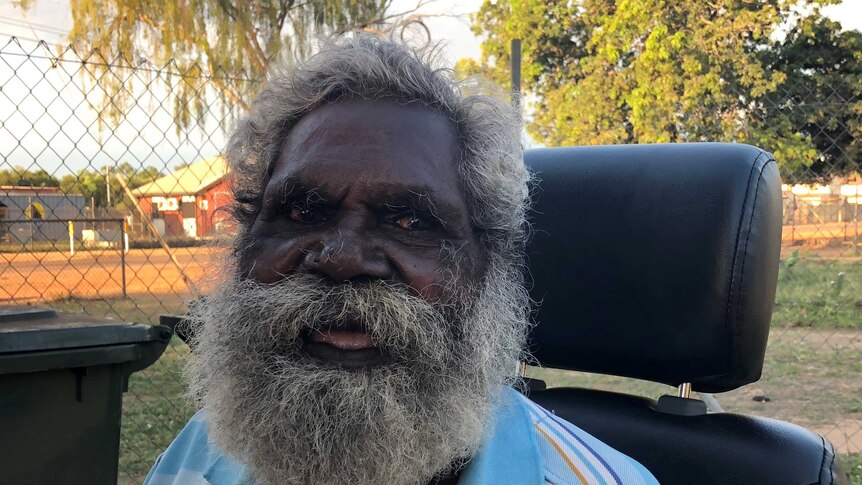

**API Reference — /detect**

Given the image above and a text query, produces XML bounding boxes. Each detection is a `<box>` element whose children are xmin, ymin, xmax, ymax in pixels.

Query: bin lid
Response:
<box><xmin>0</xmin><ymin>306</ymin><xmax>165</xmax><ymax>354</ymax></box>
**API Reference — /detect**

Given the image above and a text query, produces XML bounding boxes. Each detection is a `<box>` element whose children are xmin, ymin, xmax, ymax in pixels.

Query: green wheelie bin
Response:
<box><xmin>0</xmin><ymin>306</ymin><xmax>172</xmax><ymax>485</ymax></box>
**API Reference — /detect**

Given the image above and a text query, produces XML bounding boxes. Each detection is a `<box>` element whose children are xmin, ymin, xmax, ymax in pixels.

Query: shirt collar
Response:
<box><xmin>457</xmin><ymin>386</ymin><xmax>545</xmax><ymax>485</ymax></box>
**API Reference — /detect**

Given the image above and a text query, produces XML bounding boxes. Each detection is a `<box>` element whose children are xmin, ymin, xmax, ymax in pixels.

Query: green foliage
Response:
<box><xmin>759</xmin><ymin>16</ymin><xmax>862</xmax><ymax>181</ymax></box>
<box><xmin>0</xmin><ymin>167</ymin><xmax>60</xmax><ymax>187</ymax></box>
<box><xmin>19</xmin><ymin>0</ymin><xmax>418</xmax><ymax>130</ymax></box>
<box><xmin>469</xmin><ymin>0</ymin><xmax>858</xmax><ymax>180</ymax></box>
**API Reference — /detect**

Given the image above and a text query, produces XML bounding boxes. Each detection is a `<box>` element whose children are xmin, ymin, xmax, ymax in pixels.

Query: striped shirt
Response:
<box><xmin>520</xmin><ymin>394</ymin><xmax>656</xmax><ymax>484</ymax></box>
<box><xmin>145</xmin><ymin>387</ymin><xmax>658</xmax><ymax>485</ymax></box>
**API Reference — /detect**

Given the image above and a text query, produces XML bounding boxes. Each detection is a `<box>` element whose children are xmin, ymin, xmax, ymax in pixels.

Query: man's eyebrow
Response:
<box><xmin>383</xmin><ymin>189</ymin><xmax>436</xmax><ymax>210</ymax></box>
<box><xmin>380</xmin><ymin>187</ymin><xmax>457</xmax><ymax>227</ymax></box>
<box><xmin>265</xmin><ymin>176</ymin><xmax>466</xmax><ymax>226</ymax></box>
<box><xmin>267</xmin><ymin>176</ymin><xmax>331</xmax><ymax>205</ymax></box>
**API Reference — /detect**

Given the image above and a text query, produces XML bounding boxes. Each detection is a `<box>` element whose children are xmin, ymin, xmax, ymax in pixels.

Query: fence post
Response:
<box><xmin>791</xmin><ymin>193</ymin><xmax>796</xmax><ymax>244</ymax></box>
<box><xmin>68</xmin><ymin>221</ymin><xmax>74</xmax><ymax>256</ymax></box>
<box><xmin>28</xmin><ymin>196</ymin><xmax>33</xmax><ymax>251</ymax></box>
<box><xmin>120</xmin><ymin>219</ymin><xmax>127</xmax><ymax>298</ymax></box>
<box><xmin>123</xmin><ymin>218</ymin><xmax>130</xmax><ymax>254</ymax></box>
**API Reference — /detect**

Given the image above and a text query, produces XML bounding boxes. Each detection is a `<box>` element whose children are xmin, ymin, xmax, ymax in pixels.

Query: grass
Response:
<box><xmin>25</xmin><ymin>254</ymin><xmax>861</xmax><ymax>482</ymax></box>
<box><xmin>118</xmin><ymin>338</ymin><xmax>195</xmax><ymax>483</ymax></box>
<box><xmin>47</xmin><ymin>293</ymin><xmax>186</xmax><ymax>325</ymax></box>
<box><xmin>845</xmin><ymin>454</ymin><xmax>862</xmax><ymax>485</ymax></box>
<box><xmin>772</xmin><ymin>251</ymin><xmax>862</xmax><ymax>329</ymax></box>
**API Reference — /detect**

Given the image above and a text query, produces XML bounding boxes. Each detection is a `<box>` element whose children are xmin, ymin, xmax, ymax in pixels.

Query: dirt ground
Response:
<box><xmin>720</xmin><ymin>328</ymin><xmax>862</xmax><ymax>454</ymax></box>
<box><xmin>0</xmin><ymin>247</ymin><xmax>224</xmax><ymax>304</ymax></box>
<box><xmin>783</xmin><ymin>222</ymin><xmax>862</xmax><ymax>246</ymax></box>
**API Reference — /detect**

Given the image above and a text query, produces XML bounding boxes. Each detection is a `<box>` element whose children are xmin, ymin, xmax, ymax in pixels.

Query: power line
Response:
<box><xmin>0</xmin><ymin>15</ymin><xmax>69</xmax><ymax>37</ymax></box>
<box><xmin>0</xmin><ymin>13</ymin><xmax>69</xmax><ymax>30</ymax></box>
<box><xmin>0</xmin><ymin>32</ymin><xmax>45</xmax><ymax>44</ymax></box>
<box><xmin>0</xmin><ymin>18</ymin><xmax>69</xmax><ymax>36</ymax></box>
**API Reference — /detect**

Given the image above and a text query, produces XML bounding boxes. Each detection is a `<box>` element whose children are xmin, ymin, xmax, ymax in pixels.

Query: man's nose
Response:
<box><xmin>301</xmin><ymin>230</ymin><xmax>393</xmax><ymax>282</ymax></box>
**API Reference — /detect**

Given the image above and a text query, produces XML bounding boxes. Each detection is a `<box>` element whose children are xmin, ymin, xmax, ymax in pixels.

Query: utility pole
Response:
<box><xmin>511</xmin><ymin>39</ymin><xmax>522</xmax><ymax>110</ymax></box>
<box><xmin>115</xmin><ymin>174</ymin><xmax>201</xmax><ymax>297</ymax></box>
<box><xmin>104</xmin><ymin>166</ymin><xmax>111</xmax><ymax>208</ymax></box>
<box><xmin>28</xmin><ymin>195</ymin><xmax>33</xmax><ymax>250</ymax></box>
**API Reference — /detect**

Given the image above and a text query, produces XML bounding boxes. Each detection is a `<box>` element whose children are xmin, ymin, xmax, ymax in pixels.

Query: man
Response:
<box><xmin>146</xmin><ymin>35</ymin><xmax>658</xmax><ymax>485</ymax></box>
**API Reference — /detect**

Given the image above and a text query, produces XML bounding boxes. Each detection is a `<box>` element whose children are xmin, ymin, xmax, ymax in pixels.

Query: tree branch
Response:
<box><xmin>276</xmin><ymin>0</ymin><xmax>294</xmax><ymax>32</ymax></box>
<box><xmin>209</xmin><ymin>75</ymin><xmax>251</xmax><ymax>112</ymax></box>
<box><xmin>244</xmin><ymin>31</ymin><xmax>268</xmax><ymax>73</ymax></box>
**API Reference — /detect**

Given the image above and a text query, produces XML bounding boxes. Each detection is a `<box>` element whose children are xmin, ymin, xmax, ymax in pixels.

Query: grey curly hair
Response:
<box><xmin>194</xmin><ymin>37</ymin><xmax>534</xmax><ymax>483</ymax></box>
<box><xmin>225</xmin><ymin>34</ymin><xmax>530</xmax><ymax>272</ymax></box>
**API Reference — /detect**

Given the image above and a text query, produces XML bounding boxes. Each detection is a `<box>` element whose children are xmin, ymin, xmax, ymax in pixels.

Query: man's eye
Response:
<box><xmin>288</xmin><ymin>206</ymin><xmax>323</xmax><ymax>224</ymax></box>
<box><xmin>394</xmin><ymin>214</ymin><xmax>430</xmax><ymax>230</ymax></box>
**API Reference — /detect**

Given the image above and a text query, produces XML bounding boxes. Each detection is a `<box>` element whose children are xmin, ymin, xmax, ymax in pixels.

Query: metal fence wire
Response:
<box><xmin>0</xmin><ymin>36</ymin><xmax>860</xmax><ymax>482</ymax></box>
<box><xmin>0</xmin><ymin>37</ymin><xmax>259</xmax><ymax>483</ymax></box>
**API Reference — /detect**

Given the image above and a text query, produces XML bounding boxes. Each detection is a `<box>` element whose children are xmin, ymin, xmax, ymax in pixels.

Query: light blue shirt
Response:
<box><xmin>145</xmin><ymin>387</ymin><xmax>658</xmax><ymax>484</ymax></box>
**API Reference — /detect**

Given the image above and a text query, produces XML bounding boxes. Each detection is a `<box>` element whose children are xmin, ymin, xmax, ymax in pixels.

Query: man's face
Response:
<box><xmin>243</xmin><ymin>100</ymin><xmax>484</xmax><ymax>368</ymax></box>
<box><xmin>188</xmin><ymin>100</ymin><xmax>524</xmax><ymax>485</ymax></box>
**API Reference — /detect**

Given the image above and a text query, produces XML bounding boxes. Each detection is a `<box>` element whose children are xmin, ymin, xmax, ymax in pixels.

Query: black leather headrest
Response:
<box><xmin>524</xmin><ymin>144</ymin><xmax>782</xmax><ymax>393</ymax></box>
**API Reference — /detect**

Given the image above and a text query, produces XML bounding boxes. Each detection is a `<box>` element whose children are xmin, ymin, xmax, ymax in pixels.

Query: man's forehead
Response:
<box><xmin>272</xmin><ymin>175</ymin><xmax>441</xmax><ymax>205</ymax></box>
<box><xmin>269</xmin><ymin>100</ymin><xmax>465</xmax><ymax>206</ymax></box>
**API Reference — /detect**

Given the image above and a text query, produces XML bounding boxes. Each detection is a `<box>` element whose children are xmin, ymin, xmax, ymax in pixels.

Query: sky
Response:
<box><xmin>0</xmin><ymin>0</ymin><xmax>860</xmax><ymax>176</ymax></box>
<box><xmin>0</xmin><ymin>0</ymin><xmax>490</xmax><ymax>63</ymax></box>
<box><xmin>2</xmin><ymin>0</ymin><xmax>859</xmax><ymax>61</ymax></box>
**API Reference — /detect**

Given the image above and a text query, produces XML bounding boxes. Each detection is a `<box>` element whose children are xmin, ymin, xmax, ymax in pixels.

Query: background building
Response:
<box><xmin>131</xmin><ymin>157</ymin><xmax>231</xmax><ymax>239</ymax></box>
<box><xmin>0</xmin><ymin>186</ymin><xmax>85</xmax><ymax>243</ymax></box>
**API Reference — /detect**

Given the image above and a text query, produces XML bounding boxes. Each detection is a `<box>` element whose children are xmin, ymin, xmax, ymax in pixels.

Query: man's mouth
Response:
<box><xmin>309</xmin><ymin>328</ymin><xmax>376</xmax><ymax>350</ymax></box>
<box><xmin>301</xmin><ymin>323</ymin><xmax>390</xmax><ymax>369</ymax></box>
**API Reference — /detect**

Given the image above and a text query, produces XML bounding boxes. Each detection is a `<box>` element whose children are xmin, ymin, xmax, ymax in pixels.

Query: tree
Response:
<box><xmin>19</xmin><ymin>0</ymin><xmax>430</xmax><ymax>129</ymax></box>
<box><xmin>757</xmin><ymin>15</ymin><xmax>862</xmax><ymax>180</ymax></box>
<box><xmin>0</xmin><ymin>163</ymin><xmax>163</xmax><ymax>209</ymax></box>
<box><xmin>58</xmin><ymin>162</ymin><xmax>162</xmax><ymax>209</ymax></box>
<box><xmin>0</xmin><ymin>167</ymin><xmax>60</xmax><ymax>187</ymax></box>
<box><xmin>59</xmin><ymin>171</ymin><xmax>102</xmax><ymax>206</ymax></box>
<box><xmin>468</xmin><ymin>0</ymin><xmax>855</xmax><ymax>179</ymax></box>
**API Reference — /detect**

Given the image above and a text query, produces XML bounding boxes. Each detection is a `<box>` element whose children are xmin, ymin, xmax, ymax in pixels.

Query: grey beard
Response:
<box><xmin>185</xmin><ymin>262</ymin><xmax>530</xmax><ymax>485</ymax></box>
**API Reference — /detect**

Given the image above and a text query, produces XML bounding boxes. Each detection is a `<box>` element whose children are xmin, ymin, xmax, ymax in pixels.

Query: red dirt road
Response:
<box><xmin>0</xmin><ymin>247</ymin><xmax>223</xmax><ymax>303</ymax></box>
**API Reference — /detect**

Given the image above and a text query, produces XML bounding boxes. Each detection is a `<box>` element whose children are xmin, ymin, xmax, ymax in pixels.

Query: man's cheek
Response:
<box><xmin>241</xmin><ymin>233</ymin><xmax>321</xmax><ymax>283</ymax></box>
<box><xmin>386</xmin><ymin>248</ymin><xmax>463</xmax><ymax>303</ymax></box>
<box><xmin>408</xmin><ymin>267</ymin><xmax>451</xmax><ymax>302</ymax></box>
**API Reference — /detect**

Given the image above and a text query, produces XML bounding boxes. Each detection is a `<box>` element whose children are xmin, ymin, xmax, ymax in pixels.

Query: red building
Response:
<box><xmin>132</xmin><ymin>157</ymin><xmax>232</xmax><ymax>238</ymax></box>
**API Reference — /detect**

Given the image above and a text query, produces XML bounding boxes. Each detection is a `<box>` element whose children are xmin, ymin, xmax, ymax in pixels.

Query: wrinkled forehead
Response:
<box><xmin>270</xmin><ymin>100</ymin><xmax>468</xmax><ymax>213</ymax></box>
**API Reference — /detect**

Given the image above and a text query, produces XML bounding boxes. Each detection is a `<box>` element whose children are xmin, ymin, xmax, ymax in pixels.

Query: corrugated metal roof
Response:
<box><xmin>131</xmin><ymin>157</ymin><xmax>228</xmax><ymax>197</ymax></box>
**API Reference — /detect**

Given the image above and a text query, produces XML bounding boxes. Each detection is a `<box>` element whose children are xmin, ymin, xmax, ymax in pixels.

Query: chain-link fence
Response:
<box><xmin>1</xmin><ymin>35</ymin><xmax>859</xmax><ymax>482</ymax></box>
<box><xmin>0</xmin><ymin>36</ymin><xmax>257</xmax><ymax>483</ymax></box>
<box><xmin>739</xmin><ymin>40</ymin><xmax>862</xmax><ymax>470</ymax></box>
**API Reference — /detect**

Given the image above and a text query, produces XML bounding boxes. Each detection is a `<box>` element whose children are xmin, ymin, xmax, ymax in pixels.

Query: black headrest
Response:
<box><xmin>524</xmin><ymin>144</ymin><xmax>782</xmax><ymax>393</ymax></box>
